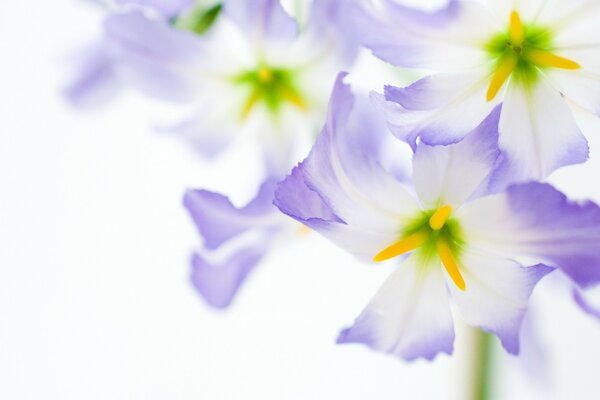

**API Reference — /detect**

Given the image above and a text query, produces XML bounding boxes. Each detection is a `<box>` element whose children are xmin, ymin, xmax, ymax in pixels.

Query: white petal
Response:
<box><xmin>412</xmin><ymin>107</ymin><xmax>501</xmax><ymax>208</ymax></box>
<box><xmin>380</xmin><ymin>69</ymin><xmax>501</xmax><ymax>146</ymax></box>
<box><xmin>548</xmin><ymin>68</ymin><xmax>600</xmax><ymax>116</ymax></box>
<box><xmin>338</xmin><ymin>255</ymin><xmax>455</xmax><ymax>361</ymax></box>
<box><xmin>448</xmin><ymin>249</ymin><xmax>551</xmax><ymax>354</ymax></box>
<box><xmin>497</xmin><ymin>77</ymin><xmax>588</xmax><ymax>181</ymax></box>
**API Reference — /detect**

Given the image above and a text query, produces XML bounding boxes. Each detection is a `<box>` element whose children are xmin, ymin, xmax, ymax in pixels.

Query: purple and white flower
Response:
<box><xmin>69</xmin><ymin>0</ymin><xmax>356</xmax><ymax>175</ymax></box>
<box><xmin>274</xmin><ymin>73</ymin><xmax>600</xmax><ymax>360</ymax></box>
<box><xmin>183</xmin><ymin>178</ymin><xmax>315</xmax><ymax>308</ymax></box>
<box><xmin>355</xmin><ymin>0</ymin><xmax>600</xmax><ymax>183</ymax></box>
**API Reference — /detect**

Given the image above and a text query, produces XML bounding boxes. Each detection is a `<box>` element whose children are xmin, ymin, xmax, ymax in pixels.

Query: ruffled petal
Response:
<box><xmin>190</xmin><ymin>241</ymin><xmax>269</xmax><ymax>309</ymax></box>
<box><xmin>412</xmin><ymin>106</ymin><xmax>501</xmax><ymax>208</ymax></box>
<box><xmin>494</xmin><ymin>78</ymin><xmax>588</xmax><ymax>183</ymax></box>
<box><xmin>459</xmin><ymin>182</ymin><xmax>600</xmax><ymax>288</ymax></box>
<box><xmin>64</xmin><ymin>41</ymin><xmax>121</xmax><ymax>108</ymax></box>
<box><xmin>337</xmin><ymin>255</ymin><xmax>455</xmax><ymax>361</ymax></box>
<box><xmin>380</xmin><ymin>70</ymin><xmax>500</xmax><ymax>146</ymax></box>
<box><xmin>184</xmin><ymin>179</ymin><xmax>281</xmax><ymax>250</ymax></box>
<box><xmin>448</xmin><ymin>250</ymin><xmax>552</xmax><ymax>354</ymax></box>
<box><xmin>274</xmin><ymin>73</ymin><xmax>420</xmax><ymax>260</ymax></box>
<box><xmin>351</xmin><ymin>0</ymin><xmax>494</xmax><ymax>70</ymax></box>
<box><xmin>223</xmin><ymin>0</ymin><xmax>297</xmax><ymax>43</ymax></box>
<box><xmin>103</xmin><ymin>11</ymin><xmax>207</xmax><ymax>102</ymax></box>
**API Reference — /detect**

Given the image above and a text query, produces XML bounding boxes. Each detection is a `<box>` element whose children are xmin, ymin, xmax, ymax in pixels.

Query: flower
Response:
<box><xmin>274</xmin><ymin>73</ymin><xmax>600</xmax><ymax>360</ymax></box>
<box><xmin>354</xmin><ymin>0</ymin><xmax>600</xmax><ymax>184</ymax></box>
<box><xmin>183</xmin><ymin>178</ymin><xmax>317</xmax><ymax>308</ymax></box>
<box><xmin>69</xmin><ymin>0</ymin><xmax>356</xmax><ymax>175</ymax></box>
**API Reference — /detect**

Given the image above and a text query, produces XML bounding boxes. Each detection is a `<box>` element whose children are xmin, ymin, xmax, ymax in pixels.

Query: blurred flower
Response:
<box><xmin>274</xmin><ymin>73</ymin><xmax>600</xmax><ymax>361</ymax></box>
<box><xmin>355</xmin><ymin>0</ymin><xmax>600</xmax><ymax>184</ymax></box>
<box><xmin>183</xmin><ymin>178</ymin><xmax>297</xmax><ymax>309</ymax></box>
<box><xmin>67</xmin><ymin>0</ymin><xmax>356</xmax><ymax>175</ymax></box>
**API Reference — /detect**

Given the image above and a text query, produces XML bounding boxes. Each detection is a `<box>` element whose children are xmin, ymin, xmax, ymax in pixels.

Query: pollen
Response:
<box><xmin>429</xmin><ymin>205</ymin><xmax>452</xmax><ymax>231</ymax></box>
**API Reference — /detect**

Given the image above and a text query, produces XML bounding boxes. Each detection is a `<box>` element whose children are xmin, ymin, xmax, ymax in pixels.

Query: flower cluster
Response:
<box><xmin>69</xmin><ymin>0</ymin><xmax>600</xmax><ymax>362</ymax></box>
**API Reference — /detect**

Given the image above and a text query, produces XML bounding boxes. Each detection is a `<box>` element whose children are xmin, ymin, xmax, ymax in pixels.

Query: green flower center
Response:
<box><xmin>373</xmin><ymin>205</ymin><xmax>467</xmax><ymax>291</ymax></box>
<box><xmin>234</xmin><ymin>66</ymin><xmax>307</xmax><ymax>120</ymax></box>
<box><xmin>484</xmin><ymin>10</ymin><xmax>580</xmax><ymax>101</ymax></box>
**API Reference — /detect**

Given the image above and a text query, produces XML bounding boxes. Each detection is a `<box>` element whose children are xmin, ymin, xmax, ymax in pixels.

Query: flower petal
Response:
<box><xmin>274</xmin><ymin>73</ymin><xmax>420</xmax><ymax>260</ymax></box>
<box><xmin>104</xmin><ymin>11</ymin><xmax>206</xmax><ymax>102</ymax></box>
<box><xmin>190</xmin><ymin>240</ymin><xmax>269</xmax><ymax>309</ymax></box>
<box><xmin>548</xmin><ymin>68</ymin><xmax>600</xmax><ymax>116</ymax></box>
<box><xmin>184</xmin><ymin>179</ymin><xmax>281</xmax><ymax>250</ymax></box>
<box><xmin>223</xmin><ymin>0</ymin><xmax>297</xmax><ymax>43</ymax></box>
<box><xmin>64</xmin><ymin>42</ymin><xmax>121</xmax><ymax>108</ymax></box>
<box><xmin>494</xmin><ymin>78</ymin><xmax>588</xmax><ymax>183</ymax></box>
<box><xmin>573</xmin><ymin>286</ymin><xmax>600</xmax><ymax>320</ymax></box>
<box><xmin>412</xmin><ymin>106</ymin><xmax>501</xmax><ymax>208</ymax></box>
<box><xmin>380</xmin><ymin>70</ymin><xmax>500</xmax><ymax>146</ymax></box>
<box><xmin>448</xmin><ymin>250</ymin><xmax>552</xmax><ymax>354</ymax></box>
<box><xmin>116</xmin><ymin>0</ymin><xmax>193</xmax><ymax>17</ymax></box>
<box><xmin>459</xmin><ymin>182</ymin><xmax>600</xmax><ymax>288</ymax></box>
<box><xmin>337</xmin><ymin>255</ymin><xmax>455</xmax><ymax>361</ymax></box>
<box><xmin>351</xmin><ymin>0</ymin><xmax>494</xmax><ymax>70</ymax></box>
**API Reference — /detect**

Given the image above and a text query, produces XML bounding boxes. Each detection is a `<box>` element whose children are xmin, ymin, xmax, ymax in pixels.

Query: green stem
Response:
<box><xmin>470</xmin><ymin>330</ymin><xmax>494</xmax><ymax>400</ymax></box>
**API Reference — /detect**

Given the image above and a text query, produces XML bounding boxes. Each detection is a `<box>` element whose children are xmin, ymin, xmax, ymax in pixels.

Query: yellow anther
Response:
<box><xmin>486</xmin><ymin>53</ymin><xmax>518</xmax><ymax>102</ymax></box>
<box><xmin>280</xmin><ymin>86</ymin><xmax>308</xmax><ymax>111</ymax></box>
<box><xmin>373</xmin><ymin>230</ymin><xmax>429</xmax><ymax>262</ymax></box>
<box><xmin>240</xmin><ymin>90</ymin><xmax>261</xmax><ymax>120</ymax></box>
<box><xmin>429</xmin><ymin>205</ymin><xmax>453</xmax><ymax>231</ymax></box>
<box><xmin>258</xmin><ymin>67</ymin><xmax>273</xmax><ymax>83</ymax></box>
<box><xmin>525</xmin><ymin>48</ymin><xmax>580</xmax><ymax>70</ymax></box>
<box><xmin>436</xmin><ymin>237</ymin><xmax>466</xmax><ymax>291</ymax></box>
<box><xmin>509</xmin><ymin>10</ymin><xmax>525</xmax><ymax>45</ymax></box>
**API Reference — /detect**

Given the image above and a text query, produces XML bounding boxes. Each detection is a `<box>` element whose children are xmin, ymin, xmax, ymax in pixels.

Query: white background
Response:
<box><xmin>1</xmin><ymin>1</ymin><xmax>600</xmax><ymax>399</ymax></box>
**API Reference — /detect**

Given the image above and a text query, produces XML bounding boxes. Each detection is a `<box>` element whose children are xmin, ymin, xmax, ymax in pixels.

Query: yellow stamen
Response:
<box><xmin>280</xmin><ymin>86</ymin><xmax>308</xmax><ymax>111</ymax></box>
<box><xmin>524</xmin><ymin>48</ymin><xmax>581</xmax><ymax>70</ymax></box>
<box><xmin>436</xmin><ymin>238</ymin><xmax>466</xmax><ymax>291</ymax></box>
<box><xmin>509</xmin><ymin>10</ymin><xmax>525</xmax><ymax>45</ymax></box>
<box><xmin>486</xmin><ymin>54</ymin><xmax>518</xmax><ymax>102</ymax></box>
<box><xmin>257</xmin><ymin>67</ymin><xmax>273</xmax><ymax>83</ymax></box>
<box><xmin>373</xmin><ymin>230</ymin><xmax>429</xmax><ymax>262</ymax></box>
<box><xmin>429</xmin><ymin>205</ymin><xmax>452</xmax><ymax>231</ymax></box>
<box><xmin>240</xmin><ymin>90</ymin><xmax>261</xmax><ymax>120</ymax></box>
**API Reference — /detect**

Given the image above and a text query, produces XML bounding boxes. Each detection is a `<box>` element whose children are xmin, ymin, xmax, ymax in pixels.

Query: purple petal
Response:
<box><xmin>116</xmin><ymin>0</ymin><xmax>193</xmax><ymax>18</ymax></box>
<box><xmin>379</xmin><ymin>70</ymin><xmax>499</xmax><ymax>146</ymax></box>
<box><xmin>190</xmin><ymin>243</ymin><xmax>268</xmax><ymax>309</ymax></box>
<box><xmin>460</xmin><ymin>182</ymin><xmax>600</xmax><ymax>289</ymax></box>
<box><xmin>223</xmin><ymin>0</ymin><xmax>297</xmax><ymax>42</ymax></box>
<box><xmin>104</xmin><ymin>11</ymin><xmax>206</xmax><ymax>102</ymax></box>
<box><xmin>64</xmin><ymin>42</ymin><xmax>121</xmax><ymax>108</ymax></box>
<box><xmin>184</xmin><ymin>179</ymin><xmax>279</xmax><ymax>250</ymax></box>
<box><xmin>411</xmin><ymin>105</ymin><xmax>501</xmax><ymax>207</ymax></box>
<box><xmin>573</xmin><ymin>287</ymin><xmax>600</xmax><ymax>320</ymax></box>
<box><xmin>350</xmin><ymin>0</ymin><xmax>489</xmax><ymax>69</ymax></box>
<box><xmin>274</xmin><ymin>73</ymin><xmax>421</xmax><ymax>260</ymax></box>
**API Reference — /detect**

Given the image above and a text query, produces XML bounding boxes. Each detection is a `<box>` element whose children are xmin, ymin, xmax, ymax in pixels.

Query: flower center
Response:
<box><xmin>235</xmin><ymin>65</ymin><xmax>307</xmax><ymax>120</ymax></box>
<box><xmin>373</xmin><ymin>205</ymin><xmax>466</xmax><ymax>291</ymax></box>
<box><xmin>485</xmin><ymin>10</ymin><xmax>580</xmax><ymax>102</ymax></box>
